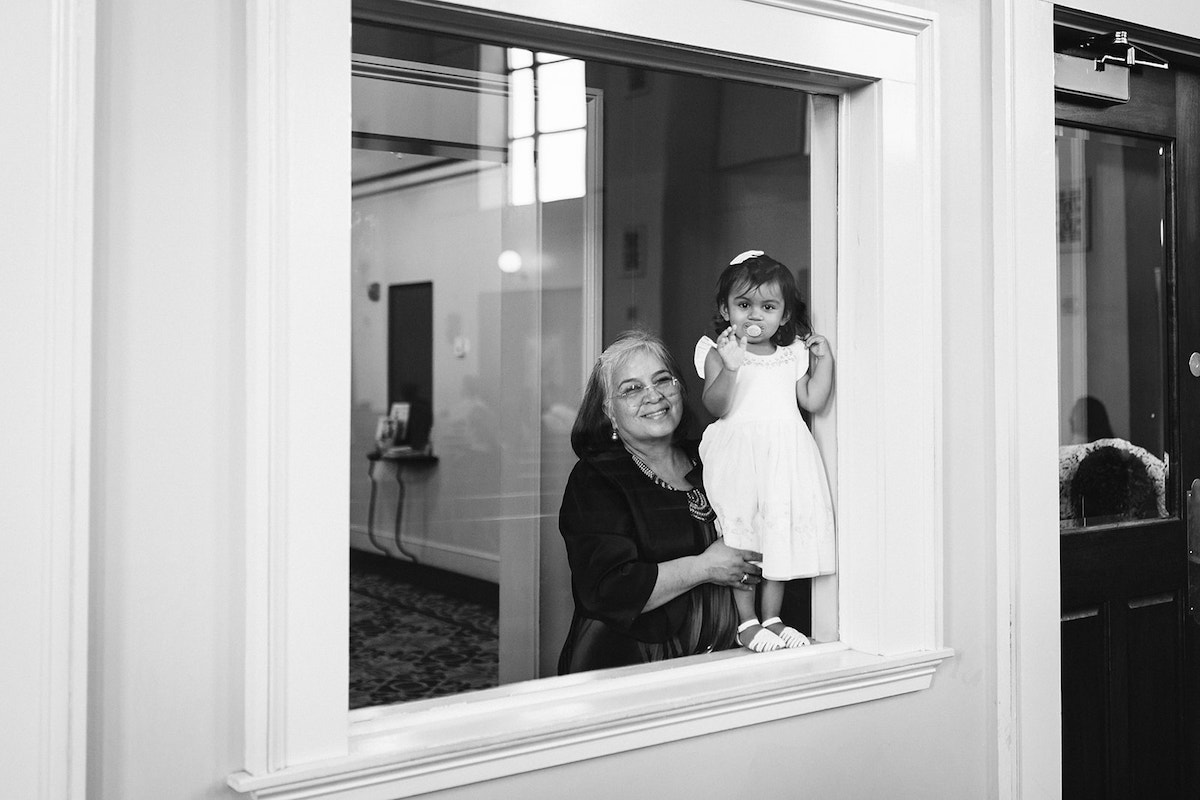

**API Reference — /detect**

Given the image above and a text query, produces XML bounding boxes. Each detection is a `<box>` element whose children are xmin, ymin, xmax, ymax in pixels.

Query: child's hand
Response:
<box><xmin>716</xmin><ymin>326</ymin><xmax>747</xmax><ymax>371</ymax></box>
<box><xmin>805</xmin><ymin>333</ymin><xmax>831</xmax><ymax>359</ymax></box>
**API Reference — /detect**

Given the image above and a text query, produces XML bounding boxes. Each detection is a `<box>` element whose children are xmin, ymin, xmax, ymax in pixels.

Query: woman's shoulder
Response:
<box><xmin>570</xmin><ymin>447</ymin><xmax>637</xmax><ymax>486</ymax></box>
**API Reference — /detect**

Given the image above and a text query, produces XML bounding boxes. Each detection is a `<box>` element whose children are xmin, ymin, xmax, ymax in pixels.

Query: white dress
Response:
<box><xmin>695</xmin><ymin>337</ymin><xmax>836</xmax><ymax>580</ymax></box>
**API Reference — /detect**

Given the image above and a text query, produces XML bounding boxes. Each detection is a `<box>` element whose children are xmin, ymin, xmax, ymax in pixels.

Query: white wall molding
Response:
<box><xmin>244</xmin><ymin>0</ymin><xmax>353</xmax><ymax>774</ymax></box>
<box><xmin>746</xmin><ymin>0</ymin><xmax>934</xmax><ymax>35</ymax></box>
<box><xmin>1</xmin><ymin>1</ymin><xmax>95</xmax><ymax>798</ymax></box>
<box><xmin>989</xmin><ymin>0</ymin><xmax>1061</xmax><ymax>797</ymax></box>
<box><xmin>232</xmin><ymin>646</ymin><xmax>953</xmax><ymax>799</ymax></box>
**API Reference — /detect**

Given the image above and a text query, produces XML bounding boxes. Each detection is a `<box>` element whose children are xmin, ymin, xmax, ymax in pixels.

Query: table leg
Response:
<box><xmin>365</xmin><ymin>458</ymin><xmax>390</xmax><ymax>556</ymax></box>
<box><xmin>391</xmin><ymin>466</ymin><xmax>419</xmax><ymax>563</ymax></box>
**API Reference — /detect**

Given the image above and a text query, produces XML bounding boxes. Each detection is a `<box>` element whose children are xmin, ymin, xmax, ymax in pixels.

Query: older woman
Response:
<box><xmin>557</xmin><ymin>330</ymin><xmax>764</xmax><ymax>674</ymax></box>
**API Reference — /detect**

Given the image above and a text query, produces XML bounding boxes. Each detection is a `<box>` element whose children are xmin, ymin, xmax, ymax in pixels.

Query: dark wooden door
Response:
<box><xmin>1056</xmin><ymin>57</ymin><xmax>1200</xmax><ymax>798</ymax></box>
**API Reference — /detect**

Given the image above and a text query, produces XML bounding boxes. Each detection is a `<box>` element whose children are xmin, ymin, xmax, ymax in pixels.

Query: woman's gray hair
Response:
<box><xmin>594</xmin><ymin>330</ymin><xmax>677</xmax><ymax>413</ymax></box>
<box><xmin>569</xmin><ymin>329</ymin><xmax>691</xmax><ymax>457</ymax></box>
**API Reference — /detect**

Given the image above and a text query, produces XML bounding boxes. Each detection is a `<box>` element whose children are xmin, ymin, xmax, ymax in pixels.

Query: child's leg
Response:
<box><xmin>759</xmin><ymin>579</ymin><xmax>785</xmax><ymax>622</ymax></box>
<box><xmin>761</xmin><ymin>579</ymin><xmax>811</xmax><ymax>647</ymax></box>
<box><xmin>732</xmin><ymin>586</ymin><xmax>784</xmax><ymax>652</ymax></box>
<box><xmin>732</xmin><ymin>584</ymin><xmax>757</xmax><ymax>624</ymax></box>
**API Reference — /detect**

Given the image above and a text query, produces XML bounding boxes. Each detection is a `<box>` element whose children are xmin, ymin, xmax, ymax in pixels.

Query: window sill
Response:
<box><xmin>228</xmin><ymin>644</ymin><xmax>953</xmax><ymax>799</ymax></box>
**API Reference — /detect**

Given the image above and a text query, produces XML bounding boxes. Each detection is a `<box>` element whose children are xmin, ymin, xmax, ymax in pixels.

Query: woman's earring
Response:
<box><xmin>611</xmin><ymin>424</ymin><xmax>619</xmax><ymax>441</ymax></box>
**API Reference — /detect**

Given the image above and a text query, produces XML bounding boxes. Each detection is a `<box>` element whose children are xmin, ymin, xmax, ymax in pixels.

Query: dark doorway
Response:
<box><xmin>388</xmin><ymin>281</ymin><xmax>433</xmax><ymax>450</ymax></box>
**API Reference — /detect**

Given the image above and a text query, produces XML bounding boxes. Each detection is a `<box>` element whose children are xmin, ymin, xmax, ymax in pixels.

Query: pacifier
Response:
<box><xmin>745</xmin><ymin>324</ymin><xmax>763</xmax><ymax>337</ymax></box>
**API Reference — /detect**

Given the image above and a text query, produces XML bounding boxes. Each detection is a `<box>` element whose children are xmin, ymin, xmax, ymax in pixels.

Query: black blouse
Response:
<box><xmin>557</xmin><ymin>442</ymin><xmax>737</xmax><ymax>674</ymax></box>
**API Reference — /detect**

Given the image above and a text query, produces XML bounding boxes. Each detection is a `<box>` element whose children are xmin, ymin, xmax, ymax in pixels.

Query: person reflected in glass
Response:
<box><xmin>1070</xmin><ymin>444</ymin><xmax>1158</xmax><ymax>524</ymax></box>
<box><xmin>1068</xmin><ymin>395</ymin><xmax>1115</xmax><ymax>444</ymax></box>
<box><xmin>557</xmin><ymin>330</ymin><xmax>759</xmax><ymax>674</ymax></box>
<box><xmin>695</xmin><ymin>250</ymin><xmax>836</xmax><ymax>652</ymax></box>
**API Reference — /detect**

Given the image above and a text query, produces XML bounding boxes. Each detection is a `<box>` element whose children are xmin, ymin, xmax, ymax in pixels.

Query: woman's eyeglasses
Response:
<box><xmin>615</xmin><ymin>375</ymin><xmax>681</xmax><ymax>406</ymax></box>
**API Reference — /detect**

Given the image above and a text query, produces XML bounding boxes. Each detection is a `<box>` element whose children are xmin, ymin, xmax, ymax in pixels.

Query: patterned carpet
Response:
<box><xmin>349</xmin><ymin>551</ymin><xmax>499</xmax><ymax>709</ymax></box>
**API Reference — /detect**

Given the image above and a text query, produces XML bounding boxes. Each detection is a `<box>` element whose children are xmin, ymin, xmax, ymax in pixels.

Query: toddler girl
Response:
<box><xmin>695</xmin><ymin>250</ymin><xmax>836</xmax><ymax>652</ymax></box>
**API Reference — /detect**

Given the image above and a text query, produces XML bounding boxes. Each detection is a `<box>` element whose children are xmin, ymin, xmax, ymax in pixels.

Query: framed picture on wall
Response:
<box><xmin>621</xmin><ymin>226</ymin><xmax>645</xmax><ymax>278</ymax></box>
<box><xmin>1058</xmin><ymin>178</ymin><xmax>1091</xmax><ymax>253</ymax></box>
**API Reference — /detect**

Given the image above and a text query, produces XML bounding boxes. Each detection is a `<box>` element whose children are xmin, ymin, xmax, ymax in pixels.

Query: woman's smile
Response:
<box><xmin>611</xmin><ymin>351</ymin><xmax>683</xmax><ymax>444</ymax></box>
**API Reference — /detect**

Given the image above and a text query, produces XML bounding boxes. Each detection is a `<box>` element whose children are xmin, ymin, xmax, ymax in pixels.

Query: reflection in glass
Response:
<box><xmin>349</xmin><ymin>21</ymin><xmax>820</xmax><ymax>707</ymax></box>
<box><xmin>537</xmin><ymin>129</ymin><xmax>586</xmax><ymax>202</ymax></box>
<box><xmin>509</xmin><ymin>67</ymin><xmax>535</xmax><ymax>139</ymax></box>
<box><xmin>1056</xmin><ymin>126</ymin><xmax>1170</xmax><ymax>528</ymax></box>
<box><xmin>536</xmin><ymin>58</ymin><xmax>586</xmax><ymax>132</ymax></box>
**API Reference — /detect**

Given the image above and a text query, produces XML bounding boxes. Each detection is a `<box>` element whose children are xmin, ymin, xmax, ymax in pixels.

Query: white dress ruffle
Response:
<box><xmin>696</xmin><ymin>337</ymin><xmax>836</xmax><ymax>580</ymax></box>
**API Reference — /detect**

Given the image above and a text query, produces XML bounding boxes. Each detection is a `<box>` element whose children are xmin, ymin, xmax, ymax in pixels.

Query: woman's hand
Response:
<box><xmin>641</xmin><ymin>538</ymin><xmax>763</xmax><ymax>612</ymax></box>
<box><xmin>699</xmin><ymin>538</ymin><xmax>763</xmax><ymax>591</ymax></box>
<box><xmin>715</xmin><ymin>326</ymin><xmax>747</xmax><ymax>373</ymax></box>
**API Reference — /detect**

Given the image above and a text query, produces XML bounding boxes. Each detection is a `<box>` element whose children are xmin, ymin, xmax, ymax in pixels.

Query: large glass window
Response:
<box><xmin>349</xmin><ymin>21</ymin><xmax>830</xmax><ymax>708</ymax></box>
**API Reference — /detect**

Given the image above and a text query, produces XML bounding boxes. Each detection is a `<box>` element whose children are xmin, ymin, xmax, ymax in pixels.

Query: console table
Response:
<box><xmin>365</xmin><ymin>450</ymin><xmax>439</xmax><ymax>562</ymax></box>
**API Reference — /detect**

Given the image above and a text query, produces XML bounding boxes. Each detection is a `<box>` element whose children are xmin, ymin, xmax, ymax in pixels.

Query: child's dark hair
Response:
<box><xmin>711</xmin><ymin>252</ymin><xmax>811</xmax><ymax>347</ymax></box>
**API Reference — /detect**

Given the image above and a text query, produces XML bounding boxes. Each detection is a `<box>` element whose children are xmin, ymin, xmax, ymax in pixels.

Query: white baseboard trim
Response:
<box><xmin>349</xmin><ymin>525</ymin><xmax>499</xmax><ymax>584</ymax></box>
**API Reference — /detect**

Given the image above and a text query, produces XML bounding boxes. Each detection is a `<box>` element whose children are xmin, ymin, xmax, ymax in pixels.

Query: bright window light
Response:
<box><xmin>537</xmin><ymin>59</ymin><xmax>586</xmax><ymax>133</ymax></box>
<box><xmin>507</xmin><ymin>48</ymin><xmax>533</xmax><ymax>70</ymax></box>
<box><xmin>537</xmin><ymin>129</ymin><xmax>586</xmax><ymax>203</ymax></box>
<box><xmin>510</xmin><ymin>137</ymin><xmax>535</xmax><ymax>206</ymax></box>
<box><xmin>510</xmin><ymin>68</ymin><xmax>535</xmax><ymax>139</ymax></box>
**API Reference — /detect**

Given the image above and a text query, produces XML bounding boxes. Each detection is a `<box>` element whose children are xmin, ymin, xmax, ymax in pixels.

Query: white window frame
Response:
<box><xmin>230</xmin><ymin>0</ymin><xmax>957</xmax><ymax>796</ymax></box>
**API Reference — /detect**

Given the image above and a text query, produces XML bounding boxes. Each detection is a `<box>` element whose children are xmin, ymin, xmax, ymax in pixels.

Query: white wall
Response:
<box><xmin>89</xmin><ymin>0</ymin><xmax>244</xmax><ymax>796</ymax></box>
<box><xmin>1069</xmin><ymin>0</ymin><xmax>1200</xmax><ymax>41</ymax></box>
<box><xmin>11</xmin><ymin>0</ymin><xmax>1191</xmax><ymax>798</ymax></box>
<box><xmin>3</xmin><ymin>1</ymin><xmax>92</xmax><ymax>797</ymax></box>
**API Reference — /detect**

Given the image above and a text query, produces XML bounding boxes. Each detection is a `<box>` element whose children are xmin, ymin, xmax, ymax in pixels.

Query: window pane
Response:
<box><xmin>1056</xmin><ymin>126</ymin><xmax>1170</xmax><ymax>529</ymax></box>
<box><xmin>537</xmin><ymin>129</ymin><xmax>585</xmax><ymax>202</ymax></box>
<box><xmin>509</xmin><ymin>136</ymin><xmax>535</xmax><ymax>206</ymax></box>
<box><xmin>350</xmin><ymin>21</ymin><xmax>827</xmax><ymax>707</ymax></box>
<box><xmin>509</xmin><ymin>67</ymin><xmax>534</xmax><ymax>139</ymax></box>
<box><xmin>536</xmin><ymin>59</ymin><xmax>586</xmax><ymax>133</ymax></box>
<box><xmin>508</xmin><ymin>47</ymin><xmax>533</xmax><ymax>70</ymax></box>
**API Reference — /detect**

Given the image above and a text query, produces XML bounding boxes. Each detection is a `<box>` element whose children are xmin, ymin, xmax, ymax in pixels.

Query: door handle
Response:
<box><xmin>1189</xmin><ymin>479</ymin><xmax>1200</xmax><ymax>622</ymax></box>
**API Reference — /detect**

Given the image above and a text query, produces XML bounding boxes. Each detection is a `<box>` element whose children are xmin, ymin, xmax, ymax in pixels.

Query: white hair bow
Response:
<box><xmin>729</xmin><ymin>249</ymin><xmax>764</xmax><ymax>265</ymax></box>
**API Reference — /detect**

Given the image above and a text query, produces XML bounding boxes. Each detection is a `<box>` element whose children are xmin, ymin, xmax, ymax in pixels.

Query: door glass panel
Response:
<box><xmin>1056</xmin><ymin>126</ymin><xmax>1170</xmax><ymax>529</ymax></box>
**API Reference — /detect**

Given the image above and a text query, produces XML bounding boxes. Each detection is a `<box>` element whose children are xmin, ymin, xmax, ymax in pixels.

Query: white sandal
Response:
<box><xmin>736</xmin><ymin>619</ymin><xmax>785</xmax><ymax>652</ymax></box>
<box><xmin>762</xmin><ymin>616</ymin><xmax>811</xmax><ymax>648</ymax></box>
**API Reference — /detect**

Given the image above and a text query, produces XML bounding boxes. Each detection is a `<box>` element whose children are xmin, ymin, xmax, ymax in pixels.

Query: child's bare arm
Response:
<box><xmin>796</xmin><ymin>334</ymin><xmax>834</xmax><ymax>412</ymax></box>
<box><xmin>702</xmin><ymin>328</ymin><xmax>745</xmax><ymax>417</ymax></box>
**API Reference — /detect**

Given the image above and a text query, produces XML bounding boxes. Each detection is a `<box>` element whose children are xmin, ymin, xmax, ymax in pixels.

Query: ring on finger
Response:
<box><xmin>740</xmin><ymin>573</ymin><xmax>748</xmax><ymax>585</ymax></box>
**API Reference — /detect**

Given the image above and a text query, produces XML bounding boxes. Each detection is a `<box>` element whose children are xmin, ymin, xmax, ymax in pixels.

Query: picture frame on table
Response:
<box><xmin>388</xmin><ymin>402</ymin><xmax>411</xmax><ymax>443</ymax></box>
<box><xmin>374</xmin><ymin>415</ymin><xmax>396</xmax><ymax>452</ymax></box>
